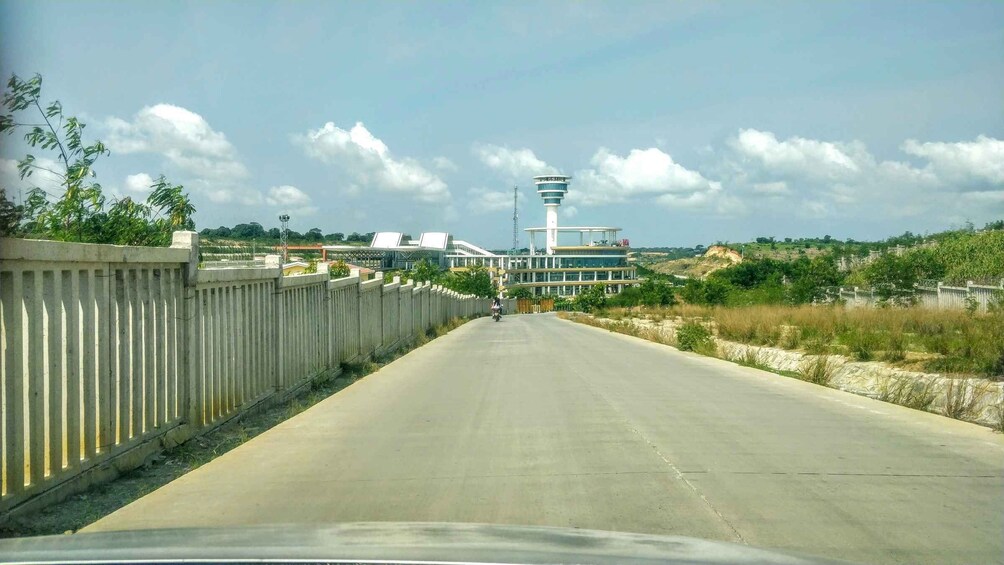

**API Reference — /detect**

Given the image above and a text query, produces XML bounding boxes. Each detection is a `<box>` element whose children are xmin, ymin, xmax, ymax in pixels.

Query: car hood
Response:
<box><xmin>0</xmin><ymin>522</ymin><xmax>860</xmax><ymax>565</ymax></box>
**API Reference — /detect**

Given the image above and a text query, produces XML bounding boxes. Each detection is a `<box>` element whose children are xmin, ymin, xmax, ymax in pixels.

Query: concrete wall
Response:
<box><xmin>0</xmin><ymin>232</ymin><xmax>495</xmax><ymax>518</ymax></box>
<box><xmin>839</xmin><ymin>281</ymin><xmax>1004</xmax><ymax>311</ymax></box>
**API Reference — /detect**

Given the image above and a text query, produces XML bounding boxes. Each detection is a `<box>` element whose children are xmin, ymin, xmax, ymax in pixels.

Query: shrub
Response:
<box><xmin>843</xmin><ymin>330</ymin><xmax>880</xmax><ymax>361</ymax></box>
<box><xmin>883</xmin><ymin>330</ymin><xmax>907</xmax><ymax>362</ymax></box>
<box><xmin>575</xmin><ymin>284</ymin><xmax>607</xmax><ymax>313</ymax></box>
<box><xmin>732</xmin><ymin>347</ymin><xmax>771</xmax><ymax>370</ymax></box>
<box><xmin>943</xmin><ymin>379</ymin><xmax>992</xmax><ymax>420</ymax></box>
<box><xmin>677</xmin><ymin>321</ymin><xmax>712</xmax><ymax>352</ymax></box>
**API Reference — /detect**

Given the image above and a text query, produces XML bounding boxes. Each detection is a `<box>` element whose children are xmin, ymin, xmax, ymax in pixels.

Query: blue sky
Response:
<box><xmin>1</xmin><ymin>1</ymin><xmax>1002</xmax><ymax>247</ymax></box>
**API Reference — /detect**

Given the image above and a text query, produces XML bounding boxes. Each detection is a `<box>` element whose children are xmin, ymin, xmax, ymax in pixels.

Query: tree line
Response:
<box><xmin>199</xmin><ymin>222</ymin><xmax>377</xmax><ymax>244</ymax></box>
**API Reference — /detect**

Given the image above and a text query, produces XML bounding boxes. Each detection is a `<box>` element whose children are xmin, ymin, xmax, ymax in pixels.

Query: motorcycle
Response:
<box><xmin>491</xmin><ymin>305</ymin><xmax>502</xmax><ymax>322</ymax></box>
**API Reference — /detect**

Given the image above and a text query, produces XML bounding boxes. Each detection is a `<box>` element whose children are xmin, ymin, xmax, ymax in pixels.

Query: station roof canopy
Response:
<box><xmin>418</xmin><ymin>232</ymin><xmax>449</xmax><ymax>250</ymax></box>
<box><xmin>371</xmin><ymin>232</ymin><xmax>403</xmax><ymax>248</ymax></box>
<box><xmin>323</xmin><ymin>231</ymin><xmax>454</xmax><ymax>253</ymax></box>
<box><xmin>524</xmin><ymin>226</ymin><xmax>621</xmax><ymax>233</ymax></box>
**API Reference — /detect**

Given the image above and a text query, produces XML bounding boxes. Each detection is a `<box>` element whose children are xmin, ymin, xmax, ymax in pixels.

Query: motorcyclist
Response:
<box><xmin>491</xmin><ymin>296</ymin><xmax>502</xmax><ymax>318</ymax></box>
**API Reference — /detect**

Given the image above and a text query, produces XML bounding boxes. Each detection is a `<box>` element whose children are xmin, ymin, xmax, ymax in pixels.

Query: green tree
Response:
<box><xmin>0</xmin><ymin>188</ymin><xmax>23</xmax><ymax>236</ymax></box>
<box><xmin>574</xmin><ymin>284</ymin><xmax>607</xmax><ymax>312</ymax></box>
<box><xmin>441</xmin><ymin>265</ymin><xmax>496</xmax><ymax>298</ymax></box>
<box><xmin>680</xmin><ymin>278</ymin><xmax>731</xmax><ymax>306</ymax></box>
<box><xmin>410</xmin><ymin>258</ymin><xmax>441</xmax><ymax>283</ymax></box>
<box><xmin>506</xmin><ymin>287</ymin><xmax>533</xmax><ymax>300</ymax></box>
<box><xmin>1</xmin><ymin>73</ymin><xmax>194</xmax><ymax>245</ymax></box>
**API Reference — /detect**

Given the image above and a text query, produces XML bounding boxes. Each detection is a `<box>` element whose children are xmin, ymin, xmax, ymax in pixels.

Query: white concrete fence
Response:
<box><xmin>838</xmin><ymin>280</ymin><xmax>1004</xmax><ymax>311</ymax></box>
<box><xmin>0</xmin><ymin>232</ymin><xmax>511</xmax><ymax>518</ymax></box>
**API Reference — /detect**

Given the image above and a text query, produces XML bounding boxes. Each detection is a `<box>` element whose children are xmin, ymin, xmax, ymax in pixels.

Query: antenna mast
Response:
<box><xmin>511</xmin><ymin>185</ymin><xmax>519</xmax><ymax>255</ymax></box>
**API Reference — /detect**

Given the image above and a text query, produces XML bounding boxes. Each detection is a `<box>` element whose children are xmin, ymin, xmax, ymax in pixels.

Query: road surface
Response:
<box><xmin>87</xmin><ymin>314</ymin><xmax>1004</xmax><ymax>564</ymax></box>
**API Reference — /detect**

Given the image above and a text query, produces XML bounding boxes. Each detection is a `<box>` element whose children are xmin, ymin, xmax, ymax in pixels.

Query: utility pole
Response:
<box><xmin>511</xmin><ymin>185</ymin><xmax>519</xmax><ymax>255</ymax></box>
<box><xmin>279</xmin><ymin>214</ymin><xmax>290</xmax><ymax>262</ymax></box>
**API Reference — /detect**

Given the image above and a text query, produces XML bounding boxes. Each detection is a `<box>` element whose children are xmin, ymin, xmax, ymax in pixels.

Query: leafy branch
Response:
<box><xmin>1</xmin><ymin>72</ymin><xmax>196</xmax><ymax>245</ymax></box>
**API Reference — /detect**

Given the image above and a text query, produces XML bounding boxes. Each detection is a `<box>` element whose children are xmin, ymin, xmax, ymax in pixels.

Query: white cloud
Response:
<box><xmin>561</xmin><ymin>205</ymin><xmax>578</xmax><ymax>218</ymax></box>
<box><xmin>124</xmin><ymin>172</ymin><xmax>155</xmax><ymax>193</ymax></box>
<box><xmin>730</xmin><ymin>128</ymin><xmax>864</xmax><ymax>182</ymax></box>
<box><xmin>432</xmin><ymin>156</ymin><xmax>458</xmax><ymax>172</ymax></box>
<box><xmin>720</xmin><ymin>129</ymin><xmax>1004</xmax><ymax>219</ymax></box>
<box><xmin>901</xmin><ymin>135</ymin><xmax>1004</xmax><ymax>188</ymax></box>
<box><xmin>1</xmin><ymin>156</ymin><xmax>65</xmax><ymax>195</ymax></box>
<box><xmin>466</xmin><ymin>187</ymin><xmax>514</xmax><ymax>214</ymax></box>
<box><xmin>298</xmin><ymin>121</ymin><xmax>449</xmax><ymax>203</ymax></box>
<box><xmin>752</xmin><ymin>181</ymin><xmax>789</xmax><ymax>195</ymax></box>
<box><xmin>265</xmin><ymin>185</ymin><xmax>317</xmax><ymax>216</ymax></box>
<box><xmin>474</xmin><ymin>144</ymin><xmax>555</xmax><ymax>178</ymax></box>
<box><xmin>572</xmin><ymin>146</ymin><xmax>725</xmax><ymax>211</ymax></box>
<box><xmin>104</xmin><ymin>104</ymin><xmax>254</xmax><ymax>204</ymax></box>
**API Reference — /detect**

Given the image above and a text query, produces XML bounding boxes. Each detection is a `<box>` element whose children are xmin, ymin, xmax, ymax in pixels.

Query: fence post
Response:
<box><xmin>171</xmin><ymin>231</ymin><xmax>200</xmax><ymax>428</ymax></box>
<box><xmin>265</xmin><ymin>254</ymin><xmax>284</xmax><ymax>389</ymax></box>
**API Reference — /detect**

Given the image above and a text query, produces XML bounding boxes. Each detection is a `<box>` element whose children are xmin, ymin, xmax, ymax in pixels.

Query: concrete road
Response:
<box><xmin>87</xmin><ymin>314</ymin><xmax>1004</xmax><ymax>564</ymax></box>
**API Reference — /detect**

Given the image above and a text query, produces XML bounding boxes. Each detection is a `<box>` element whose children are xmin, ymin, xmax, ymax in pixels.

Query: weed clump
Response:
<box><xmin>798</xmin><ymin>355</ymin><xmax>838</xmax><ymax>386</ymax></box>
<box><xmin>943</xmin><ymin>379</ymin><xmax>992</xmax><ymax>420</ymax></box>
<box><xmin>677</xmin><ymin>321</ymin><xmax>712</xmax><ymax>352</ymax></box>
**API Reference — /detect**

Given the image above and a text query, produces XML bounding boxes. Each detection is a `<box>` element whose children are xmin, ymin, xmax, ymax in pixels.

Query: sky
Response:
<box><xmin>1</xmin><ymin>1</ymin><xmax>1002</xmax><ymax>247</ymax></box>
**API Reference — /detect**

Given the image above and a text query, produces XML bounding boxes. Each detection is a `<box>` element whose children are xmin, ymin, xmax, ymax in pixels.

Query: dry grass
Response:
<box><xmin>798</xmin><ymin>355</ymin><xmax>839</xmax><ymax>386</ymax></box>
<box><xmin>727</xmin><ymin>347</ymin><xmax>772</xmax><ymax>371</ymax></box>
<box><xmin>605</xmin><ymin>304</ymin><xmax>1003</xmax><ymax>380</ymax></box>
<box><xmin>562</xmin><ymin>309</ymin><xmax>1004</xmax><ymax>430</ymax></box>
<box><xmin>877</xmin><ymin>377</ymin><xmax>937</xmax><ymax>411</ymax></box>
<box><xmin>943</xmin><ymin>379</ymin><xmax>994</xmax><ymax>420</ymax></box>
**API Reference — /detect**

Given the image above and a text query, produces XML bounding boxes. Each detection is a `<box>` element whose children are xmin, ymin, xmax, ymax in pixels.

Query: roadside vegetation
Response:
<box><xmin>582</xmin><ymin>304</ymin><xmax>1004</xmax><ymax>380</ymax></box>
<box><xmin>380</xmin><ymin>259</ymin><xmax>498</xmax><ymax>298</ymax></box>
<box><xmin>1</xmin><ymin>73</ymin><xmax>195</xmax><ymax>244</ymax></box>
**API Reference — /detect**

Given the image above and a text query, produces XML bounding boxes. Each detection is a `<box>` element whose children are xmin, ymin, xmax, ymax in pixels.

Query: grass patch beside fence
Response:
<box><xmin>586</xmin><ymin>304</ymin><xmax>1004</xmax><ymax>380</ymax></box>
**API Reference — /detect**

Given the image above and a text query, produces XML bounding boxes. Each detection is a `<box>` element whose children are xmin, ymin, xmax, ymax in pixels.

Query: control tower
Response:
<box><xmin>534</xmin><ymin>175</ymin><xmax>571</xmax><ymax>254</ymax></box>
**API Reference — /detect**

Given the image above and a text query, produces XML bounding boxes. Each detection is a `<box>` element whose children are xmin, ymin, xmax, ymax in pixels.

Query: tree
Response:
<box><xmin>411</xmin><ymin>258</ymin><xmax>440</xmax><ymax>283</ymax></box>
<box><xmin>574</xmin><ymin>284</ymin><xmax>607</xmax><ymax>312</ymax></box>
<box><xmin>306</xmin><ymin>227</ymin><xmax>323</xmax><ymax>241</ymax></box>
<box><xmin>0</xmin><ymin>188</ymin><xmax>23</xmax><ymax>236</ymax></box>
<box><xmin>1</xmin><ymin>73</ymin><xmax>194</xmax><ymax>244</ymax></box>
<box><xmin>680</xmin><ymin>278</ymin><xmax>730</xmax><ymax>306</ymax></box>
<box><xmin>327</xmin><ymin>232</ymin><xmax>344</xmax><ymax>242</ymax></box>
<box><xmin>441</xmin><ymin>265</ymin><xmax>496</xmax><ymax>298</ymax></box>
<box><xmin>507</xmin><ymin>287</ymin><xmax>533</xmax><ymax>300</ymax></box>
<box><xmin>638</xmin><ymin>279</ymin><xmax>677</xmax><ymax>306</ymax></box>
<box><xmin>267</xmin><ymin>227</ymin><xmax>281</xmax><ymax>239</ymax></box>
<box><xmin>231</xmin><ymin>222</ymin><xmax>265</xmax><ymax>239</ymax></box>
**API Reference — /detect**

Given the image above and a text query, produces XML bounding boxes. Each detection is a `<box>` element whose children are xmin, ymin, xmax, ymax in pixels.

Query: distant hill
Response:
<box><xmin>649</xmin><ymin>251</ymin><xmax>736</xmax><ymax>279</ymax></box>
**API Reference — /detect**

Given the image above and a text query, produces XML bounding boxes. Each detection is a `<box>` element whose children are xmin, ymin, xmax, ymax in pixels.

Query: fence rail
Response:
<box><xmin>0</xmin><ymin>232</ymin><xmax>512</xmax><ymax>518</ymax></box>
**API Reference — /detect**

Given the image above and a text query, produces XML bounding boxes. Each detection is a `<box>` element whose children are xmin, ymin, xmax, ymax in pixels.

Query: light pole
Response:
<box><xmin>279</xmin><ymin>214</ymin><xmax>290</xmax><ymax>262</ymax></box>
